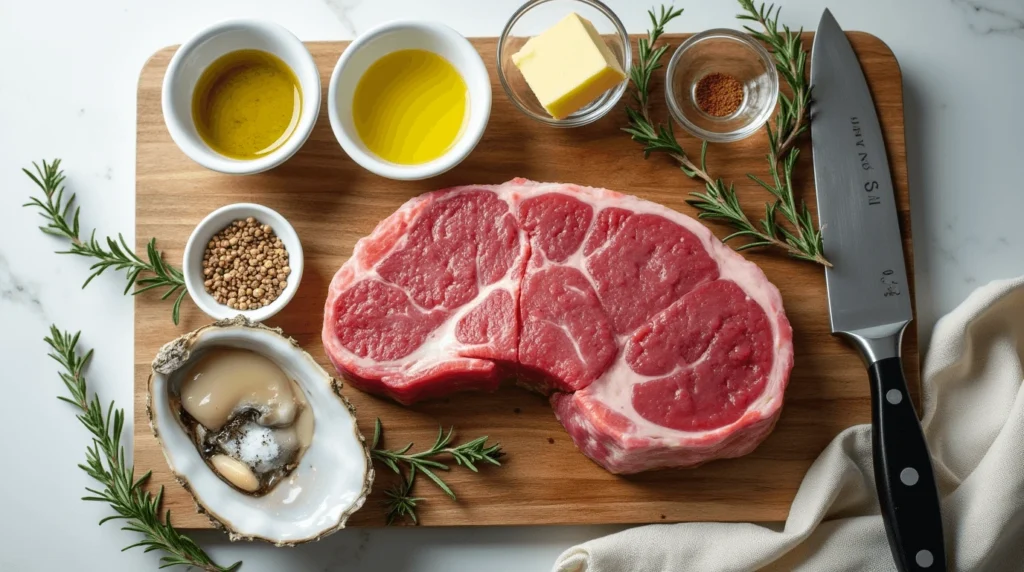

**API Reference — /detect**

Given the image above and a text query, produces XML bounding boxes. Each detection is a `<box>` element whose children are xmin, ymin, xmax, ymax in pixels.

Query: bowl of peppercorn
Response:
<box><xmin>665</xmin><ymin>28</ymin><xmax>778</xmax><ymax>143</ymax></box>
<box><xmin>183</xmin><ymin>203</ymin><xmax>304</xmax><ymax>322</ymax></box>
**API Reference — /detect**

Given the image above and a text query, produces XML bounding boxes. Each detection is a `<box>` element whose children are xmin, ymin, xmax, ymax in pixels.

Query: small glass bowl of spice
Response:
<box><xmin>183</xmin><ymin>203</ymin><xmax>303</xmax><ymax>322</ymax></box>
<box><xmin>665</xmin><ymin>28</ymin><xmax>778</xmax><ymax>143</ymax></box>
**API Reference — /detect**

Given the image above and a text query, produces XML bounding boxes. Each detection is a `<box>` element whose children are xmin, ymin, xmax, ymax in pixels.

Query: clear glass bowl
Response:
<box><xmin>665</xmin><ymin>28</ymin><xmax>779</xmax><ymax>143</ymax></box>
<box><xmin>497</xmin><ymin>0</ymin><xmax>631</xmax><ymax>128</ymax></box>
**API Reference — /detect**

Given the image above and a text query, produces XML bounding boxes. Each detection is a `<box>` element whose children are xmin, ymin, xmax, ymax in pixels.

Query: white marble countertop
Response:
<box><xmin>1</xmin><ymin>0</ymin><xmax>1022</xmax><ymax>570</ymax></box>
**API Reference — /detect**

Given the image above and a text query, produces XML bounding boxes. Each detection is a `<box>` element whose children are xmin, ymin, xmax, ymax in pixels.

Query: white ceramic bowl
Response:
<box><xmin>183</xmin><ymin>203</ymin><xmax>304</xmax><ymax>322</ymax></box>
<box><xmin>327</xmin><ymin>21</ymin><xmax>492</xmax><ymax>180</ymax></box>
<box><xmin>162</xmin><ymin>20</ymin><xmax>321</xmax><ymax>175</ymax></box>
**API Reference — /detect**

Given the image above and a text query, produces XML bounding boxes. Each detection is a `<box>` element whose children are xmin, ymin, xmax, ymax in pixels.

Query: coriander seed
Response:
<box><xmin>202</xmin><ymin>217</ymin><xmax>291</xmax><ymax>310</ymax></box>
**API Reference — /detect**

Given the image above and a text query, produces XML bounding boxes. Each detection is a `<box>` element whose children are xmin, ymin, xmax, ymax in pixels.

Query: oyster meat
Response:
<box><xmin>174</xmin><ymin>348</ymin><xmax>315</xmax><ymax>495</ymax></box>
<box><xmin>148</xmin><ymin>317</ymin><xmax>373</xmax><ymax>546</ymax></box>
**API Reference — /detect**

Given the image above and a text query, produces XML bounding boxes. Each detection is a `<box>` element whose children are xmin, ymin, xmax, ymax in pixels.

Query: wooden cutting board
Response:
<box><xmin>134</xmin><ymin>32</ymin><xmax>914</xmax><ymax>528</ymax></box>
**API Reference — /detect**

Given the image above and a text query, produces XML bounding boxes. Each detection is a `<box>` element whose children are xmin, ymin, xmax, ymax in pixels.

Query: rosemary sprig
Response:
<box><xmin>371</xmin><ymin>418</ymin><xmax>503</xmax><ymax>524</ymax></box>
<box><xmin>23</xmin><ymin>159</ymin><xmax>190</xmax><ymax>323</ymax></box>
<box><xmin>384</xmin><ymin>467</ymin><xmax>424</xmax><ymax>525</ymax></box>
<box><xmin>629</xmin><ymin>5</ymin><xmax>684</xmax><ymax>119</ymax></box>
<box><xmin>738</xmin><ymin>0</ymin><xmax>808</xmax><ymax>160</ymax></box>
<box><xmin>623</xmin><ymin>4</ymin><xmax>830</xmax><ymax>266</ymax></box>
<box><xmin>737</xmin><ymin>0</ymin><xmax>827</xmax><ymax>266</ymax></box>
<box><xmin>45</xmin><ymin>326</ymin><xmax>239</xmax><ymax>571</ymax></box>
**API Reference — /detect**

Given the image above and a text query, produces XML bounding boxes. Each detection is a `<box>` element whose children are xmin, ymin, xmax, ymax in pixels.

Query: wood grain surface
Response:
<box><xmin>134</xmin><ymin>33</ymin><xmax>914</xmax><ymax>528</ymax></box>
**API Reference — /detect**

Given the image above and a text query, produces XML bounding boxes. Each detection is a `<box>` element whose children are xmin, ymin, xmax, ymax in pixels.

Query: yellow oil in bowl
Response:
<box><xmin>352</xmin><ymin>49</ymin><xmax>468</xmax><ymax>165</ymax></box>
<box><xmin>192</xmin><ymin>49</ymin><xmax>301</xmax><ymax>160</ymax></box>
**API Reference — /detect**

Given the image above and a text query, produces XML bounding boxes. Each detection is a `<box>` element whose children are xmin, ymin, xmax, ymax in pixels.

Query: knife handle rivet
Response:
<box><xmin>885</xmin><ymin>389</ymin><xmax>903</xmax><ymax>405</ymax></box>
<box><xmin>915</xmin><ymin>549</ymin><xmax>934</xmax><ymax>568</ymax></box>
<box><xmin>900</xmin><ymin>467</ymin><xmax>919</xmax><ymax>486</ymax></box>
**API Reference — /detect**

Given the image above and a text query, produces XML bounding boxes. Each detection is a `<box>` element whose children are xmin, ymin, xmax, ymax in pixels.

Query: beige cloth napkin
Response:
<box><xmin>554</xmin><ymin>276</ymin><xmax>1024</xmax><ymax>572</ymax></box>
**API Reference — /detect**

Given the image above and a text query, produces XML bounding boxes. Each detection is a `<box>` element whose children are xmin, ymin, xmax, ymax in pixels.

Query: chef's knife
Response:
<box><xmin>811</xmin><ymin>9</ymin><xmax>946</xmax><ymax>572</ymax></box>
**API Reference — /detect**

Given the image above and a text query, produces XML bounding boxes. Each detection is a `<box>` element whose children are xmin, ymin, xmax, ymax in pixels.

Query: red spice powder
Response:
<box><xmin>694</xmin><ymin>72</ymin><xmax>744</xmax><ymax>117</ymax></box>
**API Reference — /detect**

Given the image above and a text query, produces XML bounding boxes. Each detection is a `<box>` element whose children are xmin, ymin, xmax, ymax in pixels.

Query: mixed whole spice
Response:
<box><xmin>202</xmin><ymin>217</ymin><xmax>291</xmax><ymax>311</ymax></box>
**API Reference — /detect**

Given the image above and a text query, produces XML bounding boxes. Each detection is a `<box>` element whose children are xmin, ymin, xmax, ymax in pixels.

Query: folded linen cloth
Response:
<box><xmin>554</xmin><ymin>276</ymin><xmax>1024</xmax><ymax>572</ymax></box>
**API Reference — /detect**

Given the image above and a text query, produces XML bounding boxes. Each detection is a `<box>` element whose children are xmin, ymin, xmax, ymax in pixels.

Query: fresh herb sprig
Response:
<box><xmin>737</xmin><ymin>0</ymin><xmax>826</xmax><ymax>265</ymax></box>
<box><xmin>623</xmin><ymin>4</ymin><xmax>830</xmax><ymax>266</ymax></box>
<box><xmin>383</xmin><ymin>468</ymin><xmax>424</xmax><ymax>525</ymax></box>
<box><xmin>629</xmin><ymin>5</ymin><xmax>685</xmax><ymax>123</ymax></box>
<box><xmin>23</xmin><ymin>160</ymin><xmax>190</xmax><ymax>323</ymax></box>
<box><xmin>371</xmin><ymin>418</ymin><xmax>503</xmax><ymax>524</ymax></box>
<box><xmin>44</xmin><ymin>326</ymin><xmax>239</xmax><ymax>571</ymax></box>
<box><xmin>738</xmin><ymin>0</ymin><xmax>809</xmax><ymax>161</ymax></box>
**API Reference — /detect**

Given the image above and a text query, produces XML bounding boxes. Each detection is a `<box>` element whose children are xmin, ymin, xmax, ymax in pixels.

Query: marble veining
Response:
<box><xmin>950</xmin><ymin>0</ymin><xmax>1024</xmax><ymax>38</ymax></box>
<box><xmin>0</xmin><ymin>252</ymin><xmax>47</xmax><ymax>319</ymax></box>
<box><xmin>321</xmin><ymin>0</ymin><xmax>362</xmax><ymax>37</ymax></box>
<box><xmin>320</xmin><ymin>529</ymin><xmax>371</xmax><ymax>571</ymax></box>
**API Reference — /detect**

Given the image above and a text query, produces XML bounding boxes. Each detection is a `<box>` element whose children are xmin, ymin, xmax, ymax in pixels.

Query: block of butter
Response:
<box><xmin>511</xmin><ymin>12</ymin><xmax>626</xmax><ymax>120</ymax></box>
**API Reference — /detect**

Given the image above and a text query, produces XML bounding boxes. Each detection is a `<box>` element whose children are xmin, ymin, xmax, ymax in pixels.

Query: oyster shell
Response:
<box><xmin>148</xmin><ymin>316</ymin><xmax>373</xmax><ymax>546</ymax></box>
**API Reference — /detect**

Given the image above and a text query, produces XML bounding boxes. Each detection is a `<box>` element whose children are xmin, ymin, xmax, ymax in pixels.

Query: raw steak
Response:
<box><xmin>323</xmin><ymin>179</ymin><xmax>793</xmax><ymax>473</ymax></box>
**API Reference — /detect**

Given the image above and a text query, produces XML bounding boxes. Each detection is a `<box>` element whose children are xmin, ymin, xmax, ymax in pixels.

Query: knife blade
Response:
<box><xmin>811</xmin><ymin>9</ymin><xmax>946</xmax><ymax>572</ymax></box>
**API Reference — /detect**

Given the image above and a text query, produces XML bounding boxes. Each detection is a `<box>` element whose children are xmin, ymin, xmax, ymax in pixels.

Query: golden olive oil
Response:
<box><xmin>352</xmin><ymin>49</ymin><xmax>468</xmax><ymax>165</ymax></box>
<box><xmin>192</xmin><ymin>49</ymin><xmax>301</xmax><ymax>160</ymax></box>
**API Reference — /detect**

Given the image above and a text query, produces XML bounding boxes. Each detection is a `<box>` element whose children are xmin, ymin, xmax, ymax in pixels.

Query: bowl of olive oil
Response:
<box><xmin>162</xmin><ymin>20</ymin><xmax>320</xmax><ymax>175</ymax></box>
<box><xmin>327</xmin><ymin>21</ymin><xmax>492</xmax><ymax>181</ymax></box>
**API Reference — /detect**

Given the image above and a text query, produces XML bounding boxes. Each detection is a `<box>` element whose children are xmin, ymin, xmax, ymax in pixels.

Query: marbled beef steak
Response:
<box><xmin>323</xmin><ymin>179</ymin><xmax>793</xmax><ymax>473</ymax></box>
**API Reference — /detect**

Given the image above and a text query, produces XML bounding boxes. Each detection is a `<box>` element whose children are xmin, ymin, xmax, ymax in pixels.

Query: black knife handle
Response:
<box><xmin>869</xmin><ymin>356</ymin><xmax>946</xmax><ymax>571</ymax></box>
